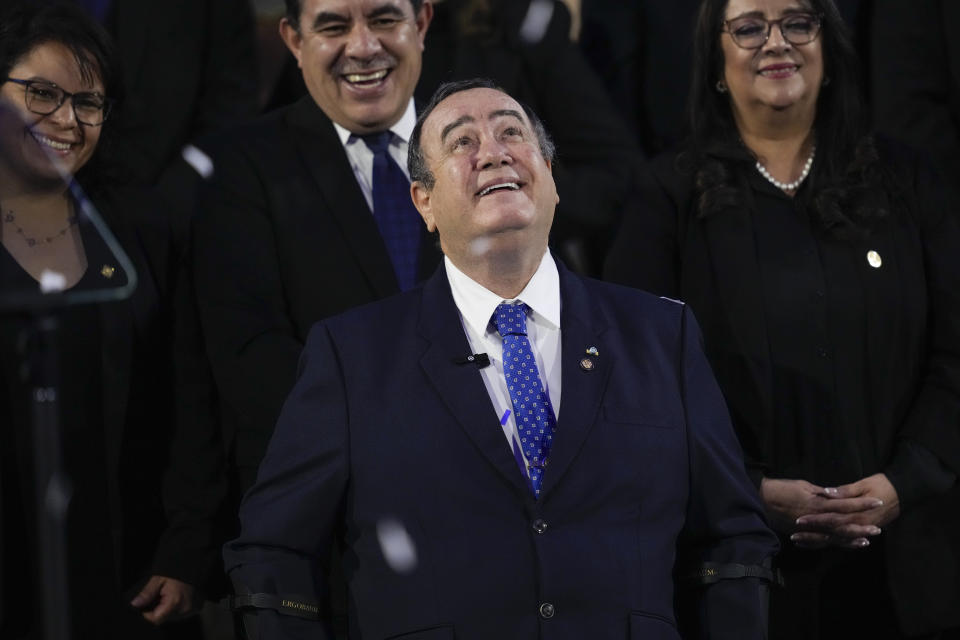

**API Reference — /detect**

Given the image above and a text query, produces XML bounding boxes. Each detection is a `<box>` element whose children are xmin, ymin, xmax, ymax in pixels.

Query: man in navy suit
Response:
<box><xmin>224</xmin><ymin>79</ymin><xmax>778</xmax><ymax>639</ymax></box>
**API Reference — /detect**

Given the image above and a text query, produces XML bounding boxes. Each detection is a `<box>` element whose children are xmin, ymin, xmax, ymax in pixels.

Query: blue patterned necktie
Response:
<box><xmin>493</xmin><ymin>302</ymin><xmax>557</xmax><ymax>497</ymax></box>
<box><xmin>361</xmin><ymin>132</ymin><xmax>422</xmax><ymax>291</ymax></box>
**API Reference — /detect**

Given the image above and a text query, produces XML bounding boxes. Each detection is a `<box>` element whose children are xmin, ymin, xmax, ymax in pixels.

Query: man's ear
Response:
<box><xmin>411</xmin><ymin>181</ymin><xmax>436</xmax><ymax>232</ymax></box>
<box><xmin>279</xmin><ymin>18</ymin><xmax>304</xmax><ymax>67</ymax></box>
<box><xmin>544</xmin><ymin>158</ymin><xmax>559</xmax><ymax>205</ymax></box>
<box><xmin>415</xmin><ymin>2</ymin><xmax>434</xmax><ymax>47</ymax></box>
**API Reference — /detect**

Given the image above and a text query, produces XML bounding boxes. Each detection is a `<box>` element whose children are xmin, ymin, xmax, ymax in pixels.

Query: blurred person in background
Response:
<box><xmin>871</xmin><ymin>1</ymin><xmax>960</xmax><ymax>201</ymax></box>
<box><xmin>72</xmin><ymin>0</ymin><xmax>260</xmax><ymax>185</ymax></box>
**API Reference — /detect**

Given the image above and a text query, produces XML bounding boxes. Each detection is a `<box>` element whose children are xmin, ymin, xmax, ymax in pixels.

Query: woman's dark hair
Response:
<box><xmin>686</xmin><ymin>0</ymin><xmax>889</xmax><ymax>234</ymax></box>
<box><xmin>0</xmin><ymin>0</ymin><xmax>123</xmax><ymax>194</ymax></box>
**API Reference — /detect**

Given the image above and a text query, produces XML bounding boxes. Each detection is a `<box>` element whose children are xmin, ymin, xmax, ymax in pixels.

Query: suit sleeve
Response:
<box><xmin>223</xmin><ymin>323</ymin><xmax>349</xmax><ymax>639</ymax></box>
<box><xmin>152</xmin><ymin>231</ymin><xmax>230</xmax><ymax>593</ymax></box>
<box><xmin>675</xmin><ymin>305</ymin><xmax>779</xmax><ymax>639</ymax></box>
<box><xmin>111</xmin><ymin>188</ymin><xmax>229</xmax><ymax>593</ymax></box>
<box><xmin>193</xmin><ymin>140</ymin><xmax>304</xmax><ymax>474</ymax></box>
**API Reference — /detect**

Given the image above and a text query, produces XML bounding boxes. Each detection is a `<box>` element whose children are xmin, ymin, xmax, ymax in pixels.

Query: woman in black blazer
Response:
<box><xmin>605</xmin><ymin>0</ymin><xmax>960</xmax><ymax>638</ymax></box>
<box><xmin>0</xmin><ymin>3</ymin><xmax>223</xmax><ymax>638</ymax></box>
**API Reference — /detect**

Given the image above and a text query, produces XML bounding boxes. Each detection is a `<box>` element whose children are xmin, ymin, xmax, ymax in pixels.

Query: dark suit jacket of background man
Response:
<box><xmin>193</xmin><ymin>96</ymin><xmax>442</xmax><ymax>489</ymax></box>
<box><xmin>224</xmin><ymin>260</ymin><xmax>779</xmax><ymax>639</ymax></box>
<box><xmin>106</xmin><ymin>0</ymin><xmax>259</xmax><ymax>184</ymax></box>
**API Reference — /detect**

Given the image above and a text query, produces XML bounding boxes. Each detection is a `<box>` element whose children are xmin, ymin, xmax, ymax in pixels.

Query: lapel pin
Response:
<box><xmin>579</xmin><ymin>358</ymin><xmax>595</xmax><ymax>371</ymax></box>
<box><xmin>100</xmin><ymin>264</ymin><xmax>116</xmax><ymax>278</ymax></box>
<box><xmin>866</xmin><ymin>250</ymin><xmax>882</xmax><ymax>269</ymax></box>
<box><xmin>586</xmin><ymin>346</ymin><xmax>599</xmax><ymax>356</ymax></box>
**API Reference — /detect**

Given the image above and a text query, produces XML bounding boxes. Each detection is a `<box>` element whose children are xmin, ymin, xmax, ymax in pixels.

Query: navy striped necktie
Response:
<box><xmin>361</xmin><ymin>131</ymin><xmax>422</xmax><ymax>292</ymax></box>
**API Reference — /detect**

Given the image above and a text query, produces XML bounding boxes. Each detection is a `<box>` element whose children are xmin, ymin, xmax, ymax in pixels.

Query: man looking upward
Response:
<box><xmin>225</xmin><ymin>80</ymin><xmax>778</xmax><ymax>639</ymax></box>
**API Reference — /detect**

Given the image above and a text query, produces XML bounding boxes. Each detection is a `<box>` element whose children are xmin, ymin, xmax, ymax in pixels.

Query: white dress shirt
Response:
<box><xmin>445</xmin><ymin>251</ymin><xmax>562</xmax><ymax>478</ymax></box>
<box><xmin>333</xmin><ymin>99</ymin><xmax>417</xmax><ymax>214</ymax></box>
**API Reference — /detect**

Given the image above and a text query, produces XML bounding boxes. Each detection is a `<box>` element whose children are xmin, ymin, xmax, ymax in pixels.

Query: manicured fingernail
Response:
<box><xmin>873</xmin><ymin>499</ymin><xmax>884</xmax><ymax>506</ymax></box>
<box><xmin>795</xmin><ymin>517</ymin><xmax>806</xmax><ymax>525</ymax></box>
<box><xmin>869</xmin><ymin>526</ymin><xmax>882</xmax><ymax>535</ymax></box>
<box><xmin>858</xmin><ymin>539</ymin><xmax>870</xmax><ymax>547</ymax></box>
<box><xmin>823</xmin><ymin>487</ymin><xmax>838</xmax><ymax>495</ymax></box>
<box><xmin>790</xmin><ymin>534</ymin><xmax>801</xmax><ymax>541</ymax></box>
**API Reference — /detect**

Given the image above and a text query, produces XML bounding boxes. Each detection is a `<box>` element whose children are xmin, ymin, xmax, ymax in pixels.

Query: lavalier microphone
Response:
<box><xmin>453</xmin><ymin>353</ymin><xmax>490</xmax><ymax>369</ymax></box>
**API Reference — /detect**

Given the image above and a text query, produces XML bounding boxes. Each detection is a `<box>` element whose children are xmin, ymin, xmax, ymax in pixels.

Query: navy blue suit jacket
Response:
<box><xmin>224</xmin><ymin>260</ymin><xmax>777</xmax><ymax>639</ymax></box>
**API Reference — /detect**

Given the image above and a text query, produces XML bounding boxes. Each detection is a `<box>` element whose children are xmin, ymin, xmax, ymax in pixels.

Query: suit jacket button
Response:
<box><xmin>532</xmin><ymin>519</ymin><xmax>548</xmax><ymax>534</ymax></box>
<box><xmin>539</xmin><ymin>602</ymin><xmax>555</xmax><ymax>619</ymax></box>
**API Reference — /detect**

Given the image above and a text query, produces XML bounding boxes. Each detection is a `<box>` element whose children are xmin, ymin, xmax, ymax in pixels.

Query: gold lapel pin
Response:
<box><xmin>586</xmin><ymin>346</ymin><xmax>599</xmax><ymax>356</ymax></box>
<box><xmin>580</xmin><ymin>358</ymin><xmax>595</xmax><ymax>371</ymax></box>
<box><xmin>866</xmin><ymin>250</ymin><xmax>882</xmax><ymax>269</ymax></box>
<box><xmin>101</xmin><ymin>264</ymin><xmax>116</xmax><ymax>278</ymax></box>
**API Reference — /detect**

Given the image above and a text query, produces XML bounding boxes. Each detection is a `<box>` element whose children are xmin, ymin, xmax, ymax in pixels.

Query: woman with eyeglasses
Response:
<box><xmin>606</xmin><ymin>0</ymin><xmax>960</xmax><ymax>638</ymax></box>
<box><xmin>0</xmin><ymin>3</ymin><xmax>215</xmax><ymax>638</ymax></box>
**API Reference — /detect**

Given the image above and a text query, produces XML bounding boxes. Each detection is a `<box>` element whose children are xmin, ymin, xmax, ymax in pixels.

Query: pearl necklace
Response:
<box><xmin>755</xmin><ymin>146</ymin><xmax>816</xmax><ymax>191</ymax></box>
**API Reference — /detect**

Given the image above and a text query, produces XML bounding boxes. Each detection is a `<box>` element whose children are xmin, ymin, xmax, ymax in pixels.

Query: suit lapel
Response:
<box><xmin>93</xmin><ymin>203</ymin><xmax>138</xmax><ymax>486</ymax></box>
<box><xmin>287</xmin><ymin>98</ymin><xmax>399</xmax><ymax>297</ymax></box>
<box><xmin>417</xmin><ymin>268</ymin><xmax>531</xmax><ymax>497</ymax></box>
<box><xmin>539</xmin><ymin>264</ymin><xmax>612</xmax><ymax>499</ymax></box>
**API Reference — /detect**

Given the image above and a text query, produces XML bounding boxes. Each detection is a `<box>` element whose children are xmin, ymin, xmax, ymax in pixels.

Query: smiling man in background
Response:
<box><xmin>224</xmin><ymin>79</ymin><xmax>779</xmax><ymax>639</ymax></box>
<box><xmin>193</xmin><ymin>0</ymin><xmax>439</xmax><ymax>496</ymax></box>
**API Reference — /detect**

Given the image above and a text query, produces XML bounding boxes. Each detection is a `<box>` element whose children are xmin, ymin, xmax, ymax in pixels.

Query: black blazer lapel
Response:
<box><xmin>539</xmin><ymin>263</ymin><xmax>612</xmax><ymax>499</ymax></box>
<box><xmin>417</xmin><ymin>268</ymin><xmax>531</xmax><ymax>497</ymax></box>
<box><xmin>286</xmin><ymin>98</ymin><xmax>399</xmax><ymax>298</ymax></box>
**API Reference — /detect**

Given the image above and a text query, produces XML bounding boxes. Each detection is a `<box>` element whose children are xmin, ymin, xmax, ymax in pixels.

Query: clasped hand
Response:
<box><xmin>760</xmin><ymin>473</ymin><xmax>900</xmax><ymax>549</ymax></box>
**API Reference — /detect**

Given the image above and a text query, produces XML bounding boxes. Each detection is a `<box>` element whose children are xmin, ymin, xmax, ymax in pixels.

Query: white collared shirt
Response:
<box><xmin>445</xmin><ymin>251</ymin><xmax>562</xmax><ymax>474</ymax></box>
<box><xmin>333</xmin><ymin>99</ymin><xmax>417</xmax><ymax>214</ymax></box>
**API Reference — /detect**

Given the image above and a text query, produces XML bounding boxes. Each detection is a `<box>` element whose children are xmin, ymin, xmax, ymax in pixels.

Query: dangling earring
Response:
<box><xmin>716</xmin><ymin>80</ymin><xmax>728</xmax><ymax>93</ymax></box>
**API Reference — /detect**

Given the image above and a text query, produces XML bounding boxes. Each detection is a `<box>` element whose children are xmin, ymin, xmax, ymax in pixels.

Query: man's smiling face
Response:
<box><xmin>280</xmin><ymin>0</ymin><xmax>432</xmax><ymax>134</ymax></box>
<box><xmin>411</xmin><ymin>87</ymin><xmax>558</xmax><ymax>266</ymax></box>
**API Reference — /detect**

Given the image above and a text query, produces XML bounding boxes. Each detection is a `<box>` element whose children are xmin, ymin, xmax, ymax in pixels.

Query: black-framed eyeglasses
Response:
<box><xmin>2</xmin><ymin>77</ymin><xmax>113</xmax><ymax>126</ymax></box>
<box><xmin>721</xmin><ymin>12</ymin><xmax>823</xmax><ymax>49</ymax></box>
